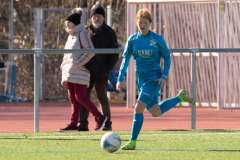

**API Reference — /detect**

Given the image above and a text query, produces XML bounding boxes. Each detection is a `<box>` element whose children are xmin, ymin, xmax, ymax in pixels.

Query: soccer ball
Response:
<box><xmin>100</xmin><ymin>132</ymin><xmax>121</xmax><ymax>153</ymax></box>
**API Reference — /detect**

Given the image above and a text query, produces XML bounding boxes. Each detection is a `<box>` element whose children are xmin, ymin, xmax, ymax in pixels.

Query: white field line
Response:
<box><xmin>1</xmin><ymin>132</ymin><xmax>239</xmax><ymax>139</ymax></box>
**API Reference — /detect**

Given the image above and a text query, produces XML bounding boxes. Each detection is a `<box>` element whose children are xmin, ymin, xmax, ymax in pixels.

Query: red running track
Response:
<box><xmin>0</xmin><ymin>102</ymin><xmax>240</xmax><ymax>133</ymax></box>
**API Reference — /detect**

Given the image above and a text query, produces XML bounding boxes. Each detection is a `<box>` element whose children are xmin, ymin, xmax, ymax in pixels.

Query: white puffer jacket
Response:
<box><xmin>60</xmin><ymin>23</ymin><xmax>94</xmax><ymax>86</ymax></box>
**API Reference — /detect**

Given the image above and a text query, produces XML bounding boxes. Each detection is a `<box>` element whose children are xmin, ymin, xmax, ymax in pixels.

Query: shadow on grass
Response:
<box><xmin>138</xmin><ymin>147</ymin><xmax>240</xmax><ymax>152</ymax></box>
<box><xmin>202</xmin><ymin>129</ymin><xmax>240</xmax><ymax>133</ymax></box>
<box><xmin>209</xmin><ymin>150</ymin><xmax>240</xmax><ymax>152</ymax></box>
<box><xmin>161</xmin><ymin>129</ymin><xmax>240</xmax><ymax>133</ymax></box>
<box><xmin>161</xmin><ymin>129</ymin><xmax>189</xmax><ymax>131</ymax></box>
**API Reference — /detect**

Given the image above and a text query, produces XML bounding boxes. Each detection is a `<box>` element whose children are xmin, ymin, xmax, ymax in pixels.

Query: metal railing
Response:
<box><xmin>1</xmin><ymin>48</ymin><xmax>240</xmax><ymax>132</ymax></box>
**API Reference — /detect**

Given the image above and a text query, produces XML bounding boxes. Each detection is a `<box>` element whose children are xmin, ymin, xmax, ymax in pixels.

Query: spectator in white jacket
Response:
<box><xmin>59</xmin><ymin>8</ymin><xmax>107</xmax><ymax>132</ymax></box>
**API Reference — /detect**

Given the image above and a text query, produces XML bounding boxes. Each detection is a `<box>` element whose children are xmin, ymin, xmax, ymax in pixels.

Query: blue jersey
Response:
<box><xmin>118</xmin><ymin>31</ymin><xmax>171</xmax><ymax>82</ymax></box>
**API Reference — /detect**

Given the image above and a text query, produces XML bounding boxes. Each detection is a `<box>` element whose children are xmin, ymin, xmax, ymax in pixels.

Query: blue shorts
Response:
<box><xmin>137</xmin><ymin>70</ymin><xmax>162</xmax><ymax>109</ymax></box>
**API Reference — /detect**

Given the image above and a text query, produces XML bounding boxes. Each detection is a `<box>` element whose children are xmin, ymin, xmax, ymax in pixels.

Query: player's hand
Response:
<box><xmin>116</xmin><ymin>81</ymin><xmax>124</xmax><ymax>93</ymax></box>
<box><xmin>154</xmin><ymin>78</ymin><xmax>166</xmax><ymax>88</ymax></box>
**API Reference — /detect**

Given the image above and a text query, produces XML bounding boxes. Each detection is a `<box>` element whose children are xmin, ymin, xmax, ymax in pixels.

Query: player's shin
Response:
<box><xmin>159</xmin><ymin>96</ymin><xmax>180</xmax><ymax>114</ymax></box>
<box><xmin>131</xmin><ymin>113</ymin><xmax>144</xmax><ymax>141</ymax></box>
<box><xmin>122</xmin><ymin>113</ymin><xmax>143</xmax><ymax>150</ymax></box>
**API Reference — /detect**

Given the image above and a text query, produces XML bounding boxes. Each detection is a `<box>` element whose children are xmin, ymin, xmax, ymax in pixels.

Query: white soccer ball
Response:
<box><xmin>100</xmin><ymin>132</ymin><xmax>121</xmax><ymax>153</ymax></box>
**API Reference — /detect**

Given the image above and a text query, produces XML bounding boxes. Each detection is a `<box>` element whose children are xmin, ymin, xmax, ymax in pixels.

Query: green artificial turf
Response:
<box><xmin>0</xmin><ymin>130</ymin><xmax>240</xmax><ymax>160</ymax></box>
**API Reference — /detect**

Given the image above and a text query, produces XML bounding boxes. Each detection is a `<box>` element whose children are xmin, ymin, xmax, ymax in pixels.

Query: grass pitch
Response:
<box><xmin>0</xmin><ymin>130</ymin><xmax>240</xmax><ymax>160</ymax></box>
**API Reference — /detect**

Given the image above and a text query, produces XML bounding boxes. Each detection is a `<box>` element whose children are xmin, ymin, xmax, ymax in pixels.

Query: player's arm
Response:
<box><xmin>157</xmin><ymin>36</ymin><xmax>171</xmax><ymax>80</ymax></box>
<box><xmin>117</xmin><ymin>39</ymin><xmax>132</xmax><ymax>82</ymax></box>
<box><xmin>117</xmin><ymin>39</ymin><xmax>132</xmax><ymax>92</ymax></box>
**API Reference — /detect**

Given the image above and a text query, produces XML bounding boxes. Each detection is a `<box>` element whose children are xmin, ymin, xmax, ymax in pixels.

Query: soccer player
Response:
<box><xmin>116</xmin><ymin>8</ymin><xmax>195</xmax><ymax>150</ymax></box>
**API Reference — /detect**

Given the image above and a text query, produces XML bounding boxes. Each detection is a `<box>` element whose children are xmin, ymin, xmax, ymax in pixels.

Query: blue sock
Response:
<box><xmin>131</xmin><ymin>113</ymin><xmax>144</xmax><ymax>141</ymax></box>
<box><xmin>159</xmin><ymin>96</ymin><xmax>180</xmax><ymax>114</ymax></box>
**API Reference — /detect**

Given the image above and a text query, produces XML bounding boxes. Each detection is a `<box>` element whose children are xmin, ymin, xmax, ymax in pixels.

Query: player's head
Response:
<box><xmin>135</xmin><ymin>8</ymin><xmax>152</xmax><ymax>35</ymax></box>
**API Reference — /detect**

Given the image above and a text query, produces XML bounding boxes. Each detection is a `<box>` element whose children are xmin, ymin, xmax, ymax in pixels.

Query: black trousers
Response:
<box><xmin>79</xmin><ymin>77</ymin><xmax>112</xmax><ymax>127</ymax></box>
